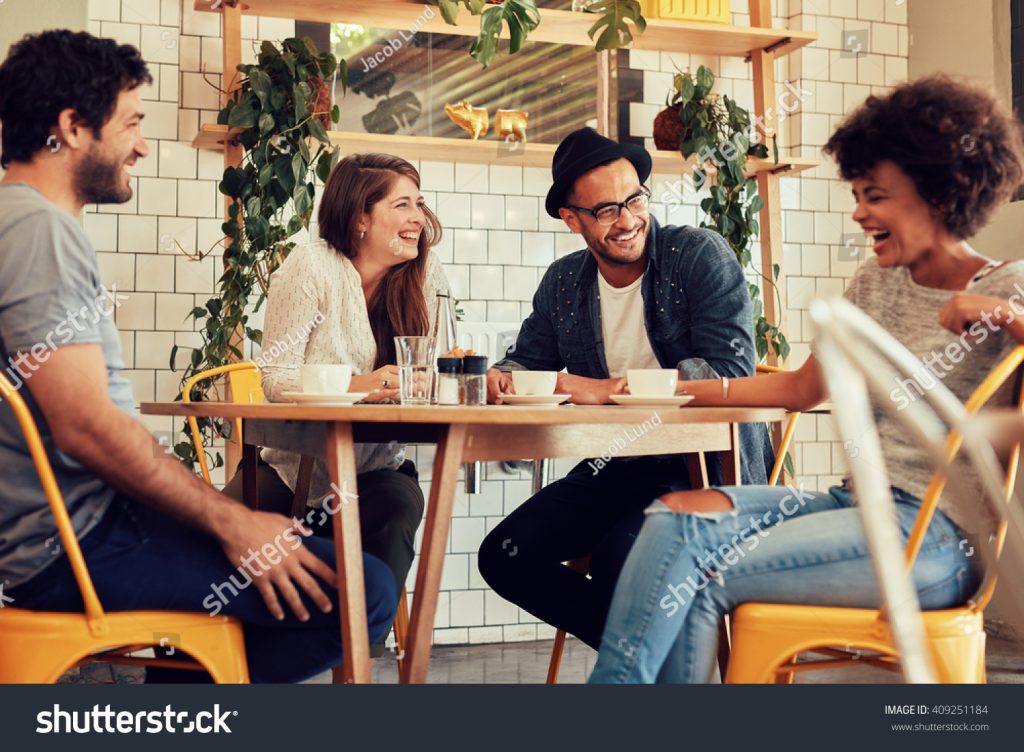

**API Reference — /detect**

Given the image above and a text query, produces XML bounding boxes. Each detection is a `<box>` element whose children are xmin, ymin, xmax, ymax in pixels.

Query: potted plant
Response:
<box><xmin>666</xmin><ymin>65</ymin><xmax>788</xmax><ymax>363</ymax></box>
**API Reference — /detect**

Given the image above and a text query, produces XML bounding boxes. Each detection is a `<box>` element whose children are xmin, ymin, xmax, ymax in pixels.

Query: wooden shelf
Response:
<box><xmin>192</xmin><ymin>124</ymin><xmax>819</xmax><ymax>177</ymax></box>
<box><xmin>194</xmin><ymin>0</ymin><xmax>816</xmax><ymax>58</ymax></box>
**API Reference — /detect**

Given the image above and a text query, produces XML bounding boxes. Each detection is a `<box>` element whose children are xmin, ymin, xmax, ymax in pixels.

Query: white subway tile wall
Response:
<box><xmin>85</xmin><ymin>0</ymin><xmax>900</xmax><ymax>646</ymax></box>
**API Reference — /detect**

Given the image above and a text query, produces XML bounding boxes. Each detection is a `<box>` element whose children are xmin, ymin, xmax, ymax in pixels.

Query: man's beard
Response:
<box><xmin>73</xmin><ymin>145</ymin><xmax>132</xmax><ymax>205</ymax></box>
<box><xmin>581</xmin><ymin>219</ymin><xmax>648</xmax><ymax>266</ymax></box>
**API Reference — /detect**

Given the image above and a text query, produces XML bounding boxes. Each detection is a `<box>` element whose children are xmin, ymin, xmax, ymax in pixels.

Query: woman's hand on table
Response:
<box><xmin>216</xmin><ymin>506</ymin><xmax>335</xmax><ymax>622</ymax></box>
<box><xmin>351</xmin><ymin>365</ymin><xmax>400</xmax><ymax>402</ymax></box>
<box><xmin>558</xmin><ymin>373</ymin><xmax>627</xmax><ymax>405</ymax></box>
<box><xmin>487</xmin><ymin>368</ymin><xmax>515</xmax><ymax>404</ymax></box>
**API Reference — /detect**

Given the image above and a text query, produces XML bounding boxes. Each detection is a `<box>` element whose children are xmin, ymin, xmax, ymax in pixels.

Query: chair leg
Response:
<box><xmin>716</xmin><ymin>616</ymin><xmax>731</xmax><ymax>679</ymax></box>
<box><xmin>393</xmin><ymin>587</ymin><xmax>410</xmax><ymax>673</ymax></box>
<box><xmin>547</xmin><ymin>629</ymin><xmax>567</xmax><ymax>685</ymax></box>
<box><xmin>291</xmin><ymin>455</ymin><xmax>314</xmax><ymax>518</ymax></box>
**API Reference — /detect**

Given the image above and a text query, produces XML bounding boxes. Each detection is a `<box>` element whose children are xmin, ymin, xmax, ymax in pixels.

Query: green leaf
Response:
<box><xmin>696</xmin><ymin>65</ymin><xmax>714</xmax><ymax>91</ymax></box>
<box><xmin>679</xmin><ymin>76</ymin><xmax>695</xmax><ymax>102</ymax></box>
<box><xmin>249</xmin><ymin>69</ymin><xmax>272</xmax><ymax>107</ymax></box>
<box><xmin>308</xmin><ymin>117</ymin><xmax>329</xmax><ymax>143</ymax></box>
<box><xmin>227</xmin><ymin>102</ymin><xmax>256</xmax><ymax>129</ymax></box>
<box><xmin>586</xmin><ymin>0</ymin><xmax>647</xmax><ymax>52</ymax></box>
<box><xmin>434</xmin><ymin>0</ymin><xmax>462</xmax><ymax>25</ymax></box>
<box><xmin>258</xmin><ymin>111</ymin><xmax>275</xmax><ymax>135</ymax></box>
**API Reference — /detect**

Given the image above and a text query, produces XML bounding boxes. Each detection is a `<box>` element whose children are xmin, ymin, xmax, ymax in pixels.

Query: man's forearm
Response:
<box><xmin>58</xmin><ymin>407</ymin><xmax>244</xmax><ymax>536</ymax></box>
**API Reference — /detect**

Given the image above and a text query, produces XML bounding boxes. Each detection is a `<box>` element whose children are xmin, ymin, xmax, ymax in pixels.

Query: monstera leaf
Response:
<box><xmin>583</xmin><ymin>0</ymin><xmax>647</xmax><ymax>51</ymax></box>
<box><xmin>430</xmin><ymin>1</ymin><xmax>541</xmax><ymax>68</ymax></box>
<box><xmin>362</xmin><ymin>91</ymin><xmax>423</xmax><ymax>135</ymax></box>
<box><xmin>471</xmin><ymin>0</ymin><xmax>541</xmax><ymax>68</ymax></box>
<box><xmin>348</xmin><ymin>67</ymin><xmax>396</xmax><ymax>99</ymax></box>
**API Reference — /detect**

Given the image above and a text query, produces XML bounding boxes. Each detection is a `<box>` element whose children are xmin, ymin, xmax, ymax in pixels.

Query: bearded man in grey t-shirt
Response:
<box><xmin>0</xmin><ymin>30</ymin><xmax>395</xmax><ymax>683</ymax></box>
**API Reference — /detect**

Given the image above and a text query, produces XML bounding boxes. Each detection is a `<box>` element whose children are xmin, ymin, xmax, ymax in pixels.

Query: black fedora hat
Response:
<box><xmin>544</xmin><ymin>127</ymin><xmax>652</xmax><ymax>218</ymax></box>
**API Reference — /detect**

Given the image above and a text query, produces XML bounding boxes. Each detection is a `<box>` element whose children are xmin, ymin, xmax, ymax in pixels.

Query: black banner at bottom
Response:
<box><xmin>0</xmin><ymin>684</ymin><xmax>1018</xmax><ymax>750</ymax></box>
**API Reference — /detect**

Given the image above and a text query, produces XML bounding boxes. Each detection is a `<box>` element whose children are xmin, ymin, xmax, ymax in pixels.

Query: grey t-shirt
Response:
<box><xmin>842</xmin><ymin>257</ymin><xmax>1023</xmax><ymax>532</ymax></box>
<box><xmin>0</xmin><ymin>183</ymin><xmax>136</xmax><ymax>588</ymax></box>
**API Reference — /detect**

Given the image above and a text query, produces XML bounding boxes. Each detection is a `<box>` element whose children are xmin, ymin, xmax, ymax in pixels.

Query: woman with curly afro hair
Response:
<box><xmin>587</xmin><ymin>75</ymin><xmax>1024</xmax><ymax>683</ymax></box>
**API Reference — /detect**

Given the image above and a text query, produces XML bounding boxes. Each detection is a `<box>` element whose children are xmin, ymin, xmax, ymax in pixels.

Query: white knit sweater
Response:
<box><xmin>259</xmin><ymin>238</ymin><xmax>450</xmax><ymax>499</ymax></box>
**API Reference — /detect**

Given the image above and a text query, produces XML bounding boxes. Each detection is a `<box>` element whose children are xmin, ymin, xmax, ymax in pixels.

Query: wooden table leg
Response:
<box><xmin>685</xmin><ymin>452</ymin><xmax>709</xmax><ymax>489</ymax></box>
<box><xmin>721</xmin><ymin>423</ymin><xmax>742</xmax><ymax>486</ymax></box>
<box><xmin>242</xmin><ymin>443</ymin><xmax>259</xmax><ymax>510</ymax></box>
<box><xmin>401</xmin><ymin>423</ymin><xmax>467</xmax><ymax>684</ymax></box>
<box><xmin>324</xmin><ymin>422</ymin><xmax>371</xmax><ymax>684</ymax></box>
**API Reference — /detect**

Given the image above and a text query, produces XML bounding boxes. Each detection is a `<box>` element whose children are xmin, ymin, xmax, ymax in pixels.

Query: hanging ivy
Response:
<box><xmin>168</xmin><ymin>37</ymin><xmax>344</xmax><ymax>471</ymax></box>
<box><xmin>669</xmin><ymin>65</ymin><xmax>790</xmax><ymax>363</ymax></box>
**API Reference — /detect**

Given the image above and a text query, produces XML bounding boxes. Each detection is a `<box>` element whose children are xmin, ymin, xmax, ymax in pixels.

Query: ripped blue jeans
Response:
<box><xmin>587</xmin><ymin>483</ymin><xmax>980</xmax><ymax>684</ymax></box>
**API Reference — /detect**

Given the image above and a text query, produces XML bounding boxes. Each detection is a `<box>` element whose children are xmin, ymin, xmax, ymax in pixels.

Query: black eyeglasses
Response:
<box><xmin>565</xmin><ymin>189</ymin><xmax>651</xmax><ymax>226</ymax></box>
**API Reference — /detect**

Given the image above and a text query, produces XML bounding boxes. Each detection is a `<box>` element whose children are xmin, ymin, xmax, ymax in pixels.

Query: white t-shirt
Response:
<box><xmin>596</xmin><ymin>271</ymin><xmax>661</xmax><ymax>377</ymax></box>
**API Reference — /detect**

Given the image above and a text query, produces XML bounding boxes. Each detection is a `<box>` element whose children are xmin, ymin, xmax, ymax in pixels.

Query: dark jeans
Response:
<box><xmin>478</xmin><ymin>456</ymin><xmax>692</xmax><ymax>650</ymax></box>
<box><xmin>222</xmin><ymin>458</ymin><xmax>424</xmax><ymax>599</ymax></box>
<box><xmin>7</xmin><ymin>496</ymin><xmax>397</xmax><ymax>683</ymax></box>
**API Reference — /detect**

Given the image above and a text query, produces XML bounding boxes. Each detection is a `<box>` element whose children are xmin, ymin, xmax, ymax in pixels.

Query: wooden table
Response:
<box><xmin>139</xmin><ymin>401</ymin><xmax>786</xmax><ymax>683</ymax></box>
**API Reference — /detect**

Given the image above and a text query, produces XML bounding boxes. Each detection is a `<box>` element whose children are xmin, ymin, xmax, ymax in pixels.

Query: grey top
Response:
<box><xmin>843</xmin><ymin>257</ymin><xmax>1023</xmax><ymax>532</ymax></box>
<box><xmin>0</xmin><ymin>183</ymin><xmax>135</xmax><ymax>588</ymax></box>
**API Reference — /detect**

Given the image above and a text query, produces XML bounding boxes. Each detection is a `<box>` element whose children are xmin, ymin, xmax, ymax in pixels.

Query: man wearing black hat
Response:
<box><xmin>478</xmin><ymin>127</ymin><xmax>774</xmax><ymax>651</ymax></box>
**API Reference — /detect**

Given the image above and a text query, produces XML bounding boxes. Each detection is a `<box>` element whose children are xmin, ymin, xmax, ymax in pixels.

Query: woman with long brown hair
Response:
<box><xmin>225</xmin><ymin>153</ymin><xmax>450</xmax><ymax>647</ymax></box>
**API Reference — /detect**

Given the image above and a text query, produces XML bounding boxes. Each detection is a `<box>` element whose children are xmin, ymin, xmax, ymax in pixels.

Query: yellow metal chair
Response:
<box><xmin>182</xmin><ymin>362</ymin><xmax>264</xmax><ymax>484</ymax></box>
<box><xmin>544</xmin><ymin>364</ymin><xmax>802</xmax><ymax>683</ymax></box>
<box><xmin>183</xmin><ymin>363</ymin><xmax>412</xmax><ymax>672</ymax></box>
<box><xmin>0</xmin><ymin>372</ymin><xmax>249</xmax><ymax>683</ymax></box>
<box><xmin>725</xmin><ymin>345</ymin><xmax>1024</xmax><ymax>684</ymax></box>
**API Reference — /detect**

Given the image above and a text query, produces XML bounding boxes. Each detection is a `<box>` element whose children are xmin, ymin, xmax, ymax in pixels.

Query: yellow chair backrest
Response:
<box><xmin>181</xmin><ymin>362</ymin><xmax>262</xmax><ymax>484</ymax></box>
<box><xmin>902</xmin><ymin>345</ymin><xmax>1024</xmax><ymax>612</ymax></box>
<box><xmin>0</xmin><ymin>373</ymin><xmax>107</xmax><ymax>632</ymax></box>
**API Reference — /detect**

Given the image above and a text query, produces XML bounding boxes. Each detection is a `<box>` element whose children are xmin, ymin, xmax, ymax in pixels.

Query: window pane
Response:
<box><xmin>329</xmin><ymin>2</ymin><xmax>597</xmax><ymax>144</ymax></box>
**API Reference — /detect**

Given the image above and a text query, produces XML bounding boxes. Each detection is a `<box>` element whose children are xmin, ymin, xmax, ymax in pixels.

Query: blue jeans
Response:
<box><xmin>588</xmin><ymin>484</ymin><xmax>980</xmax><ymax>684</ymax></box>
<box><xmin>7</xmin><ymin>496</ymin><xmax>397</xmax><ymax>683</ymax></box>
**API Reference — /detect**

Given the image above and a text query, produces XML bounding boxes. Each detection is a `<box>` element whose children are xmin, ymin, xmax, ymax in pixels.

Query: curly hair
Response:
<box><xmin>823</xmin><ymin>75</ymin><xmax>1024</xmax><ymax>239</ymax></box>
<box><xmin>0</xmin><ymin>30</ymin><xmax>152</xmax><ymax>168</ymax></box>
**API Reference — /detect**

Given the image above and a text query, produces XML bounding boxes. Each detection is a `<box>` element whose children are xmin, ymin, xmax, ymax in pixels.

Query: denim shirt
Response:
<box><xmin>495</xmin><ymin>218</ymin><xmax>774</xmax><ymax>485</ymax></box>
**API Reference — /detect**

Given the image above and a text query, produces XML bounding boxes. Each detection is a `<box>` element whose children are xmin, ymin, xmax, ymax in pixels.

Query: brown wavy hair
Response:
<box><xmin>824</xmin><ymin>75</ymin><xmax>1024</xmax><ymax>239</ymax></box>
<box><xmin>318</xmin><ymin>153</ymin><xmax>442</xmax><ymax>368</ymax></box>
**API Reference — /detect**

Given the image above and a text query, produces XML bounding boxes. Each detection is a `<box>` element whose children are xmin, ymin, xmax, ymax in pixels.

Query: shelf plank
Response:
<box><xmin>191</xmin><ymin>124</ymin><xmax>819</xmax><ymax>177</ymax></box>
<box><xmin>193</xmin><ymin>1</ymin><xmax>815</xmax><ymax>58</ymax></box>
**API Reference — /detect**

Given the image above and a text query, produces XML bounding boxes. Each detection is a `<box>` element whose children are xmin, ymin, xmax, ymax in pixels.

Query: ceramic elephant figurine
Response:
<box><xmin>444</xmin><ymin>100</ymin><xmax>489</xmax><ymax>140</ymax></box>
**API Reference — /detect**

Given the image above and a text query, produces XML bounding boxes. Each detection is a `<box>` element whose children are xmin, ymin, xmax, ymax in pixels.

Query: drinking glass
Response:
<box><xmin>394</xmin><ymin>336</ymin><xmax>436</xmax><ymax>405</ymax></box>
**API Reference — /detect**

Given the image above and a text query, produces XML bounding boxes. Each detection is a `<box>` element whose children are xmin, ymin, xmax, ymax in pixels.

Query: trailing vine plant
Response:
<box><xmin>668</xmin><ymin>65</ymin><xmax>790</xmax><ymax>363</ymax></box>
<box><xmin>168</xmin><ymin>37</ymin><xmax>344</xmax><ymax>470</ymax></box>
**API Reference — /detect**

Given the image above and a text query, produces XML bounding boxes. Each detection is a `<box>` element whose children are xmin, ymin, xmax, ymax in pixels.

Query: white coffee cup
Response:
<box><xmin>627</xmin><ymin>368</ymin><xmax>678</xmax><ymax>397</ymax></box>
<box><xmin>301</xmin><ymin>364</ymin><xmax>352</xmax><ymax>394</ymax></box>
<box><xmin>512</xmin><ymin>370</ymin><xmax>558</xmax><ymax>396</ymax></box>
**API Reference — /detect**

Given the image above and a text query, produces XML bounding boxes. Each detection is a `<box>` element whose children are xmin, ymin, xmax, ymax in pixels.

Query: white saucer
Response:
<box><xmin>281</xmin><ymin>391</ymin><xmax>370</xmax><ymax>405</ymax></box>
<box><xmin>500</xmin><ymin>393</ymin><xmax>571</xmax><ymax>406</ymax></box>
<box><xmin>608</xmin><ymin>394</ymin><xmax>695</xmax><ymax>407</ymax></box>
